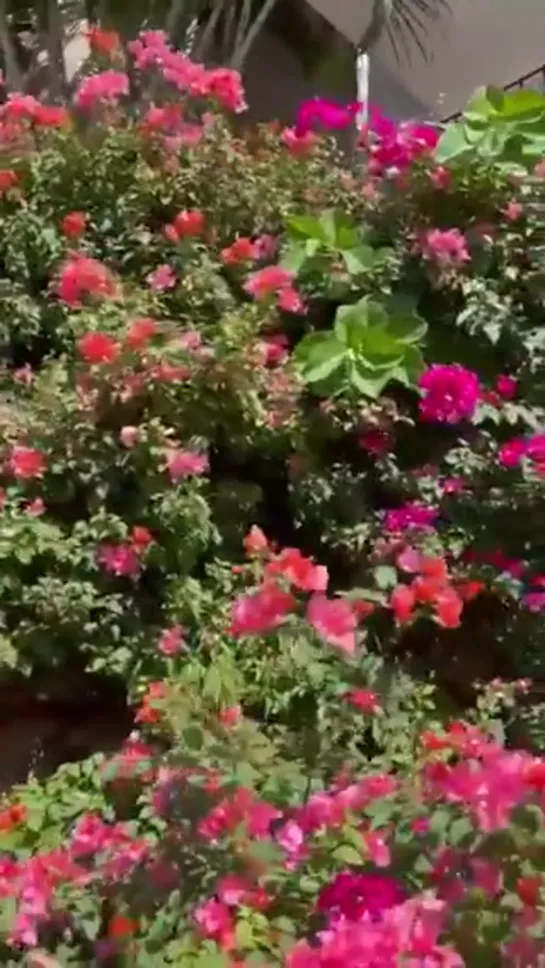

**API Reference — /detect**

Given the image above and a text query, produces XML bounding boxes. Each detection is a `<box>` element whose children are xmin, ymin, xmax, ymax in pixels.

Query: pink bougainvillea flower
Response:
<box><xmin>7</xmin><ymin>446</ymin><xmax>45</xmax><ymax>479</ymax></box>
<box><xmin>165</xmin><ymin>209</ymin><xmax>205</xmax><ymax>241</ymax></box>
<box><xmin>418</xmin><ymin>364</ymin><xmax>480</xmax><ymax>424</ymax></box>
<box><xmin>498</xmin><ymin>436</ymin><xmax>527</xmax><ymax>468</ymax></box>
<box><xmin>218</xmin><ymin>704</ymin><xmax>242</xmax><ymax>727</ymax></box>
<box><xmin>57</xmin><ymin>254</ymin><xmax>118</xmax><ymax>307</ymax></box>
<box><xmin>74</xmin><ymin>70</ymin><xmax>129</xmax><ymax>111</ymax></box>
<box><xmin>230</xmin><ymin>582</ymin><xmax>295</xmax><ymax>637</ymax></box>
<box><xmin>277</xmin><ymin>285</ymin><xmax>305</xmax><ymax>313</ymax></box>
<box><xmin>129</xmin><ymin>525</ymin><xmax>154</xmax><ymax>553</ymax></box>
<box><xmin>421</xmin><ymin>228</ymin><xmax>470</xmax><ymax>268</ymax></box>
<box><xmin>306</xmin><ymin>594</ymin><xmax>357</xmax><ymax>654</ymax></box>
<box><xmin>97</xmin><ymin>543</ymin><xmax>141</xmax><ymax>577</ymax></box>
<box><xmin>433</xmin><ymin>587</ymin><xmax>464</xmax><ymax>628</ymax></box>
<box><xmin>265</xmin><ymin>547</ymin><xmax>328</xmax><ymax>592</ymax></box>
<box><xmin>258</xmin><ymin>333</ymin><xmax>289</xmax><ymax>367</ymax></box>
<box><xmin>527</xmin><ymin>433</ymin><xmax>545</xmax><ymax>474</ymax></box>
<box><xmin>503</xmin><ymin>200</ymin><xmax>524</xmax><ymax>221</ymax></box>
<box><xmin>193</xmin><ymin>898</ymin><xmax>234</xmax><ymax>949</ymax></box>
<box><xmin>78</xmin><ymin>331</ymin><xmax>119</xmax><ymax>364</ymax></box>
<box><xmin>146</xmin><ymin>264</ymin><xmax>176</xmax><ymax>291</ymax></box>
<box><xmin>317</xmin><ymin>871</ymin><xmax>405</xmax><ymax>924</ymax></box>
<box><xmin>295</xmin><ymin>97</ymin><xmax>360</xmax><ymax>136</ymax></box>
<box><xmin>158</xmin><ymin>625</ymin><xmax>186</xmax><ymax>657</ymax></box>
<box><xmin>166</xmin><ymin>449</ymin><xmax>209</xmax><ymax>481</ymax></box>
<box><xmin>496</xmin><ymin>374</ymin><xmax>517</xmax><ymax>399</ymax></box>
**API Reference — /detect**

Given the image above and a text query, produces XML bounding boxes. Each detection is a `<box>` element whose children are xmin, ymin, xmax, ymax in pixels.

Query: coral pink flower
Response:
<box><xmin>418</xmin><ymin>364</ymin><xmax>480</xmax><ymax>424</ymax></box>
<box><xmin>244</xmin><ymin>265</ymin><xmax>295</xmax><ymax>300</ymax></box>
<box><xmin>306</xmin><ymin>594</ymin><xmax>357</xmax><ymax>655</ymax></box>
<box><xmin>172</xmin><ymin>209</ymin><xmax>205</xmax><ymax>238</ymax></box>
<box><xmin>57</xmin><ymin>254</ymin><xmax>117</xmax><ymax>307</ymax></box>
<box><xmin>243</xmin><ymin>524</ymin><xmax>269</xmax><ymax>556</ymax></box>
<box><xmin>277</xmin><ymin>285</ymin><xmax>305</xmax><ymax>313</ymax></box>
<box><xmin>87</xmin><ymin>26</ymin><xmax>121</xmax><ymax>56</ymax></box>
<box><xmin>281</xmin><ymin>126</ymin><xmax>318</xmax><ymax>155</ymax></box>
<box><xmin>259</xmin><ymin>333</ymin><xmax>289</xmax><ymax>366</ymax></box>
<box><xmin>230</xmin><ymin>582</ymin><xmax>295</xmax><ymax>637</ymax></box>
<box><xmin>147</xmin><ymin>264</ymin><xmax>176</xmax><ymax>291</ymax></box>
<box><xmin>7</xmin><ymin>446</ymin><xmax>45</xmax><ymax>479</ymax></box>
<box><xmin>61</xmin><ymin>211</ymin><xmax>87</xmax><ymax>239</ymax></box>
<box><xmin>158</xmin><ymin>625</ymin><xmax>186</xmax><ymax>657</ymax></box>
<box><xmin>221</xmin><ymin>237</ymin><xmax>258</xmax><ymax>264</ymax></box>
<box><xmin>78</xmin><ymin>331</ymin><xmax>119</xmax><ymax>364</ymax></box>
<box><xmin>434</xmin><ymin>587</ymin><xmax>463</xmax><ymax>628</ymax></box>
<box><xmin>166</xmin><ymin>449</ymin><xmax>209</xmax><ymax>481</ymax></box>
<box><xmin>422</xmin><ymin>228</ymin><xmax>470</xmax><ymax>268</ymax></box>
<box><xmin>74</xmin><ymin>70</ymin><xmax>129</xmax><ymax>111</ymax></box>
<box><xmin>125</xmin><ymin>317</ymin><xmax>158</xmax><ymax>349</ymax></box>
<box><xmin>503</xmin><ymin>200</ymin><xmax>523</xmax><ymax>221</ymax></box>
<box><xmin>359</xmin><ymin>428</ymin><xmax>393</xmax><ymax>455</ymax></box>
<box><xmin>265</xmin><ymin>548</ymin><xmax>328</xmax><ymax>592</ymax></box>
<box><xmin>390</xmin><ymin>584</ymin><xmax>416</xmax><ymax>624</ymax></box>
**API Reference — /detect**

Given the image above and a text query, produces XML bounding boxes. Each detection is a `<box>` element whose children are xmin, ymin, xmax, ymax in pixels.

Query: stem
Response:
<box><xmin>233</xmin><ymin>0</ymin><xmax>252</xmax><ymax>56</ymax></box>
<box><xmin>358</xmin><ymin>0</ymin><xmax>393</xmax><ymax>53</ymax></box>
<box><xmin>230</xmin><ymin>0</ymin><xmax>278</xmax><ymax>70</ymax></box>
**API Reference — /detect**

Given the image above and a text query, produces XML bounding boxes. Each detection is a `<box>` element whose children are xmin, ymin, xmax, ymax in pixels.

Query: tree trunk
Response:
<box><xmin>230</xmin><ymin>0</ymin><xmax>278</xmax><ymax>70</ymax></box>
<box><xmin>0</xmin><ymin>0</ymin><xmax>24</xmax><ymax>91</ymax></box>
<box><xmin>45</xmin><ymin>0</ymin><xmax>68</xmax><ymax>102</ymax></box>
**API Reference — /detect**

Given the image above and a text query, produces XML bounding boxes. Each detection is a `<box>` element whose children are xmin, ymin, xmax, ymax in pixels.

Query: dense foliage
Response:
<box><xmin>0</xmin><ymin>29</ymin><xmax>544</xmax><ymax>966</ymax></box>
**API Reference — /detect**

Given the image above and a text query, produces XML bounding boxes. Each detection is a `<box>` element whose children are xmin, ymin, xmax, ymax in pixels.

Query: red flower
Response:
<box><xmin>172</xmin><ymin>209</ymin><xmax>204</xmax><ymax>239</ymax></box>
<box><xmin>0</xmin><ymin>169</ymin><xmax>18</xmax><ymax>192</ymax></box>
<box><xmin>130</xmin><ymin>525</ymin><xmax>154</xmax><ymax>553</ymax></box>
<box><xmin>516</xmin><ymin>876</ymin><xmax>542</xmax><ymax>907</ymax></box>
<box><xmin>434</xmin><ymin>588</ymin><xmax>463</xmax><ymax>628</ymax></box>
<box><xmin>61</xmin><ymin>211</ymin><xmax>87</xmax><ymax>239</ymax></box>
<box><xmin>345</xmin><ymin>689</ymin><xmax>381</xmax><ymax>714</ymax></box>
<box><xmin>0</xmin><ymin>802</ymin><xmax>27</xmax><ymax>830</ymax></box>
<box><xmin>87</xmin><ymin>26</ymin><xmax>121</xmax><ymax>57</ymax></box>
<box><xmin>107</xmin><ymin>914</ymin><xmax>138</xmax><ymax>940</ymax></box>
<box><xmin>78</xmin><ymin>331</ymin><xmax>119</xmax><ymax>364</ymax></box>
<box><xmin>7</xmin><ymin>446</ymin><xmax>45</xmax><ymax>479</ymax></box>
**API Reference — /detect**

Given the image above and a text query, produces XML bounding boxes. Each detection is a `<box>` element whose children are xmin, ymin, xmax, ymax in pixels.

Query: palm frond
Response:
<box><xmin>385</xmin><ymin>0</ymin><xmax>451</xmax><ymax>63</ymax></box>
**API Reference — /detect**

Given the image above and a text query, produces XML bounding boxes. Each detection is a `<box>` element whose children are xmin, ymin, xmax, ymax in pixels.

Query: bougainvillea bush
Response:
<box><xmin>0</xmin><ymin>26</ymin><xmax>545</xmax><ymax>963</ymax></box>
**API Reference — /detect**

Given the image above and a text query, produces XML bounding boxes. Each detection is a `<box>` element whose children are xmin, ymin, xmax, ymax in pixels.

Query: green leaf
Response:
<box><xmin>287</xmin><ymin>214</ymin><xmax>328</xmax><ymax>242</ymax></box>
<box><xmin>348</xmin><ymin>360</ymin><xmax>391</xmax><ymax>399</ymax></box>
<box><xmin>341</xmin><ymin>245</ymin><xmax>375</xmax><ymax>275</ymax></box>
<box><xmin>385</xmin><ymin>312</ymin><xmax>428</xmax><ymax>344</ymax></box>
<box><xmin>294</xmin><ymin>333</ymin><xmax>347</xmax><ymax>384</ymax></box>
<box><xmin>373</xmin><ymin>565</ymin><xmax>398</xmax><ymax>590</ymax></box>
<box><xmin>319</xmin><ymin>209</ymin><xmax>358</xmax><ymax>249</ymax></box>
<box><xmin>280</xmin><ymin>242</ymin><xmax>309</xmax><ymax>274</ymax></box>
<box><xmin>333</xmin><ymin>844</ymin><xmax>363</xmax><ymax>864</ymax></box>
<box><xmin>435</xmin><ymin>123</ymin><xmax>471</xmax><ymax>163</ymax></box>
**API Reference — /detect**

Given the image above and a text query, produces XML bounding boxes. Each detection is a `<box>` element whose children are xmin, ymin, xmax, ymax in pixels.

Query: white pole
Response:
<box><xmin>356</xmin><ymin>49</ymin><xmax>370</xmax><ymax>128</ymax></box>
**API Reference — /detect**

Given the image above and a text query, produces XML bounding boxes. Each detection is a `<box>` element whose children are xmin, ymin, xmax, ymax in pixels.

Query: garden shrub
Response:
<box><xmin>0</xmin><ymin>26</ymin><xmax>544</xmax><ymax>965</ymax></box>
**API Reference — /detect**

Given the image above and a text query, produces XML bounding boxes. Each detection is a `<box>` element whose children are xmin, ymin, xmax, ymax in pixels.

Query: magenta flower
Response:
<box><xmin>166</xmin><ymin>449</ymin><xmax>209</xmax><ymax>481</ymax></box>
<box><xmin>418</xmin><ymin>364</ymin><xmax>480</xmax><ymax>424</ymax></box>
<box><xmin>147</xmin><ymin>264</ymin><xmax>176</xmax><ymax>291</ymax></box>
<box><xmin>306</xmin><ymin>594</ymin><xmax>357</xmax><ymax>655</ymax></box>
<box><xmin>98</xmin><ymin>543</ymin><xmax>140</xmax><ymax>577</ymax></box>
<box><xmin>384</xmin><ymin>502</ymin><xmax>438</xmax><ymax>533</ymax></box>
<box><xmin>317</xmin><ymin>871</ymin><xmax>406</xmax><ymax>924</ymax></box>
<box><xmin>295</xmin><ymin>98</ymin><xmax>360</xmax><ymax>136</ymax></box>
<box><xmin>498</xmin><ymin>437</ymin><xmax>527</xmax><ymax>468</ymax></box>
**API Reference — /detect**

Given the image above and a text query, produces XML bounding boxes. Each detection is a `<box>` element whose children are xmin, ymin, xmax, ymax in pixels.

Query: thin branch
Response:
<box><xmin>192</xmin><ymin>0</ymin><xmax>226</xmax><ymax>61</ymax></box>
<box><xmin>166</xmin><ymin>0</ymin><xmax>186</xmax><ymax>43</ymax></box>
<box><xmin>234</xmin><ymin>0</ymin><xmax>253</xmax><ymax>55</ymax></box>
<box><xmin>230</xmin><ymin>0</ymin><xmax>278</xmax><ymax>70</ymax></box>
